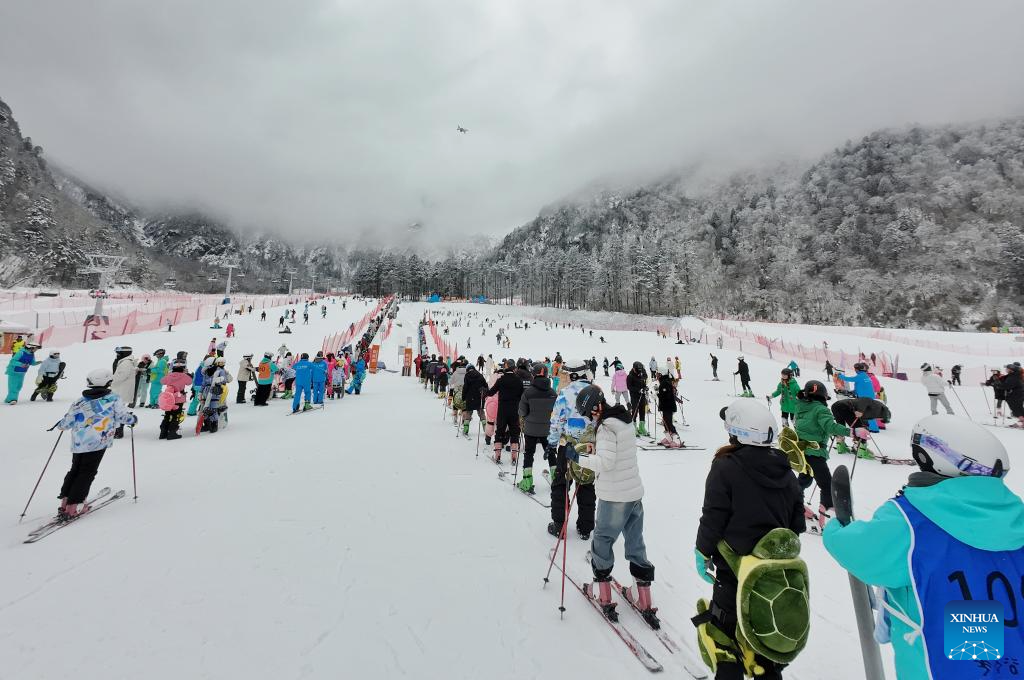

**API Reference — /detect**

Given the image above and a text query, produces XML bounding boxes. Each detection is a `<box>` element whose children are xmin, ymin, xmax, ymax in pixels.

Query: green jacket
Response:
<box><xmin>794</xmin><ymin>398</ymin><xmax>848</xmax><ymax>457</ymax></box>
<box><xmin>769</xmin><ymin>379</ymin><xmax>800</xmax><ymax>413</ymax></box>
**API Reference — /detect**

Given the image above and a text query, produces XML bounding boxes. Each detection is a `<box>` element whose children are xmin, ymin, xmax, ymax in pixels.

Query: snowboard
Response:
<box><xmin>832</xmin><ymin>465</ymin><xmax>886</xmax><ymax>680</ymax></box>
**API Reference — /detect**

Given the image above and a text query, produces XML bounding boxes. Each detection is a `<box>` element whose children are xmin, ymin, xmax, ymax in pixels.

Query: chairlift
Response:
<box><xmin>207</xmin><ymin>276</ymin><xmax>218</xmax><ymax>282</ymax></box>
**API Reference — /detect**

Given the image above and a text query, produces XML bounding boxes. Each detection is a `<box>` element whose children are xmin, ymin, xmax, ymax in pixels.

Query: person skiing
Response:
<box><xmin>449</xmin><ymin>358</ymin><xmax>468</xmax><ymax>421</ymax></box>
<box><xmin>486</xmin><ymin>360</ymin><xmax>525</xmax><ymax>463</ymax></box>
<box><xmin>483</xmin><ymin>372</ymin><xmax>499</xmax><ymax>446</ymax></box>
<box><xmin>56</xmin><ymin>369</ymin><xmax>137</xmax><ymax>517</ymax></box>
<box><xmin>547</xmin><ymin>362</ymin><xmax>596</xmax><ymax>540</ymax></box>
<box><xmin>330</xmin><ymin>357</ymin><xmax>347</xmax><ymax>399</ymax></box>
<box><xmin>5</xmin><ymin>340</ymin><xmax>40</xmax><ymax>404</ymax></box>
<box><xmin>983</xmin><ymin>368</ymin><xmax>1007</xmax><ymax>421</ymax></box>
<box><xmin>920</xmin><ymin>363</ymin><xmax>955</xmax><ymax>415</ymax></box>
<box><xmin>734</xmin><ymin>357</ymin><xmax>752</xmax><ymax>397</ymax></box>
<box><xmin>571</xmin><ymin>384</ymin><xmax>657</xmax><ymax>623</ymax></box>
<box><xmin>627</xmin><ymin>361</ymin><xmax>650</xmax><ymax>437</ymax></box>
<box><xmin>198</xmin><ymin>357</ymin><xmax>232</xmax><ymax>432</ymax></box>
<box><xmin>148</xmin><ymin>349</ymin><xmax>168</xmax><ymax>408</ymax></box>
<box><xmin>655</xmin><ymin>373</ymin><xmax>684</xmax><ymax>448</ymax></box>
<box><xmin>1004</xmin><ymin>362</ymin><xmax>1024</xmax><ymax>428</ymax></box>
<box><xmin>225</xmin><ymin>322</ymin><xmax>235</xmax><ymax>338</ymax></box>
<box><xmin>611</xmin><ymin>361</ymin><xmax>629</xmax><ymax>407</ymax></box>
<box><xmin>158</xmin><ymin>358</ymin><xmax>191</xmax><ymax>440</ymax></box>
<box><xmin>291</xmin><ymin>353</ymin><xmax>314</xmax><ymax>412</ymax></box>
<box><xmin>710</xmin><ymin>353</ymin><xmax>719</xmax><ymax>380</ymax></box>
<box><xmin>215</xmin><ymin>340</ymin><xmax>227</xmax><ymax>357</ymax></box>
<box><xmin>694</xmin><ymin>399</ymin><xmax>805</xmax><ymax>679</ymax></box>
<box><xmin>769</xmin><ymin>368</ymin><xmax>800</xmax><ymax>426</ymax></box>
<box><xmin>602</xmin><ymin>357</ymin><xmax>610</xmax><ymax>377</ymax></box>
<box><xmin>787</xmin><ymin>360</ymin><xmax>800</xmax><ymax>378</ymax></box>
<box><xmin>949</xmin><ymin>363</ymin><xmax>962</xmax><ymax>386</ymax></box>
<box><xmin>281</xmin><ymin>355</ymin><xmax>296</xmax><ymax>399</ymax></box>
<box><xmin>31</xmin><ymin>351</ymin><xmax>64</xmax><ymax>402</ymax></box>
<box><xmin>824</xmin><ymin>415</ymin><xmax>1024</xmax><ymax>680</ymax></box>
<box><xmin>460</xmin><ymin>363</ymin><xmax>487</xmax><ymax>437</ymax></box>
<box><xmin>824</xmin><ymin>359</ymin><xmax>834</xmax><ymax>378</ymax></box>
<box><xmin>839</xmin><ymin>362</ymin><xmax>880</xmax><ymax>431</ymax></box>
<box><xmin>237</xmin><ymin>354</ymin><xmax>257</xmax><ymax>404</ymax></box>
<box><xmin>649</xmin><ymin>356</ymin><xmax>658</xmax><ymax>376</ymax></box>
<box><xmin>311</xmin><ymin>352</ymin><xmax>328</xmax><ymax>404</ymax></box>
<box><xmin>793</xmin><ymin>380</ymin><xmax>849</xmax><ymax>533</ymax></box>
<box><xmin>111</xmin><ymin>347</ymin><xmax>137</xmax><ymax>438</ymax></box>
<box><xmin>517</xmin><ymin>362</ymin><xmax>557</xmax><ymax>493</ymax></box>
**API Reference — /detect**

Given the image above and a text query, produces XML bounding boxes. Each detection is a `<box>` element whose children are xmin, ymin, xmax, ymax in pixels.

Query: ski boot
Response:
<box><xmin>517</xmin><ymin>470</ymin><xmax>534</xmax><ymax>494</ymax></box>
<box><xmin>58</xmin><ymin>497</ymin><xmax>69</xmax><ymax>518</ymax></box>
<box><xmin>64</xmin><ymin>501</ymin><xmax>91</xmax><ymax>518</ymax></box>
<box><xmin>462</xmin><ymin>422</ymin><xmax>470</xmax><ymax>437</ymax></box>
<box><xmin>817</xmin><ymin>505</ymin><xmax>832</xmax><ymax>533</ymax></box>
<box><xmin>636</xmin><ymin>421</ymin><xmax>649</xmax><ymax>437</ymax></box>
<box><xmin>578</xmin><ymin>529</ymin><xmax>591</xmax><ymax>541</ymax></box>
<box><xmin>484</xmin><ymin>435</ymin><xmax>492</xmax><ymax>446</ymax></box>
<box><xmin>668</xmin><ymin>434</ymin><xmax>684</xmax><ymax>449</ymax></box>
<box><xmin>303</xmin><ymin>402</ymin><xmax>314</xmax><ymax>412</ymax></box>
<box><xmin>835</xmin><ymin>441</ymin><xmax>850</xmax><ymax>454</ymax></box>
<box><xmin>585</xmin><ymin>578</ymin><xmax>618</xmax><ymax>621</ymax></box>
<box><xmin>658</xmin><ymin>436</ymin><xmax>674</xmax><ymax>447</ymax></box>
<box><xmin>493</xmin><ymin>445</ymin><xmax>502</xmax><ymax>465</ymax></box>
<box><xmin>166</xmin><ymin>427</ymin><xmax>182</xmax><ymax>441</ymax></box>
<box><xmin>624</xmin><ymin>581</ymin><xmax>660</xmax><ymax>629</ymax></box>
<box><xmin>510</xmin><ymin>444</ymin><xmax>519</xmax><ymax>467</ymax></box>
<box><xmin>30</xmin><ymin>390</ymin><xmax>39</xmax><ymax>402</ymax></box>
<box><xmin>856</xmin><ymin>444</ymin><xmax>873</xmax><ymax>460</ymax></box>
<box><xmin>547</xmin><ymin>521</ymin><xmax>561</xmax><ymax>538</ymax></box>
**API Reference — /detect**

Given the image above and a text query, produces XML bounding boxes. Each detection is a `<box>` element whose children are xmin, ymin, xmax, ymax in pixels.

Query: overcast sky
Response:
<box><xmin>2</xmin><ymin>0</ymin><xmax>1023</xmax><ymax>243</ymax></box>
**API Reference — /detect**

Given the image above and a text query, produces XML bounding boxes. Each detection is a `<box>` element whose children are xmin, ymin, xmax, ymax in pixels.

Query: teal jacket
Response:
<box><xmin>824</xmin><ymin>476</ymin><xmax>1024</xmax><ymax>680</ymax></box>
<box><xmin>149</xmin><ymin>356</ymin><xmax>169</xmax><ymax>382</ymax></box>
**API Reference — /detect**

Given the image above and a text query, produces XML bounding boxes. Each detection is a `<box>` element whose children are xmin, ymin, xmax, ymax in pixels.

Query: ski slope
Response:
<box><xmin>2</xmin><ymin>298</ymin><xmax>1022</xmax><ymax>680</ymax></box>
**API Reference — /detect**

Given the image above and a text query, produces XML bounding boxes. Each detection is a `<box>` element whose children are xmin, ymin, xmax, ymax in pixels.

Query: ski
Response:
<box><xmin>877</xmin><ymin>456</ymin><xmax>915</xmax><ymax>466</ymax></box>
<box><xmin>27</xmin><ymin>487</ymin><xmax>112</xmax><ymax>536</ymax></box>
<box><xmin>637</xmin><ymin>444</ymin><xmax>705</xmax><ymax>451</ymax></box>
<box><xmin>287</xmin><ymin>405</ymin><xmax>324</xmax><ymax>415</ymax></box>
<box><xmin>496</xmin><ymin>470</ymin><xmax>551</xmax><ymax>507</ymax></box>
<box><xmin>550</xmin><ymin>560</ymin><xmax>664</xmax><ymax>672</ymax></box>
<box><xmin>25</xmin><ymin>490</ymin><xmax>126</xmax><ymax>544</ymax></box>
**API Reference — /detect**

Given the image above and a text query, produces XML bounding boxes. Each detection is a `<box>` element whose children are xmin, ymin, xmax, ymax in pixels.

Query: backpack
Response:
<box><xmin>257</xmin><ymin>362</ymin><xmax>271</xmax><ymax>381</ymax></box>
<box><xmin>157</xmin><ymin>388</ymin><xmax>176</xmax><ymax>411</ymax></box>
<box><xmin>776</xmin><ymin>427</ymin><xmax>814</xmax><ymax>475</ymax></box>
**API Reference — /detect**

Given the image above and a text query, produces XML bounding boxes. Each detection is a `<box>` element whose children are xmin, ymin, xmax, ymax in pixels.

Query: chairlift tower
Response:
<box><xmin>287</xmin><ymin>268</ymin><xmax>297</xmax><ymax>296</ymax></box>
<box><xmin>78</xmin><ymin>254</ymin><xmax>125</xmax><ymax>325</ymax></box>
<box><xmin>222</xmin><ymin>262</ymin><xmax>240</xmax><ymax>304</ymax></box>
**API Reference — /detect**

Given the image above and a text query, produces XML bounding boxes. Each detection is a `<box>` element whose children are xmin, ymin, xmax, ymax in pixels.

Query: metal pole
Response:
<box><xmin>20</xmin><ymin>429</ymin><xmax>63</xmax><ymax>520</ymax></box>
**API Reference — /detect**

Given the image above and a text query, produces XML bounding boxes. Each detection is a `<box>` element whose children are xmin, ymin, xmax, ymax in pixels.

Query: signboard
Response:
<box><xmin>368</xmin><ymin>344</ymin><xmax>381</xmax><ymax>373</ymax></box>
<box><xmin>403</xmin><ymin>347</ymin><xmax>413</xmax><ymax>376</ymax></box>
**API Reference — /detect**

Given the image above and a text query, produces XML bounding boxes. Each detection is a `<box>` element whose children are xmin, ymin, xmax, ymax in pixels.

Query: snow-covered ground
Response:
<box><xmin>2</xmin><ymin>298</ymin><xmax>1022</xmax><ymax>679</ymax></box>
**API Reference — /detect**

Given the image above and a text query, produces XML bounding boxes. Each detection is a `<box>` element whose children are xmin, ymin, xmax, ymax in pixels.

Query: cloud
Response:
<box><xmin>2</xmin><ymin>0</ymin><xmax>1023</xmax><ymax>243</ymax></box>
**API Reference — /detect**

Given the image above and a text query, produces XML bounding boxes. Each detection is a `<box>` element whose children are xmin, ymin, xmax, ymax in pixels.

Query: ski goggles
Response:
<box><xmin>912</xmin><ymin>432</ymin><xmax>1005</xmax><ymax>478</ymax></box>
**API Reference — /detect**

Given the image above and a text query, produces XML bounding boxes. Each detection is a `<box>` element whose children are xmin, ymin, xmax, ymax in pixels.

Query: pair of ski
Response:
<box><xmin>636</xmin><ymin>436</ymin><xmax>704</xmax><ymax>451</ymax></box>
<box><xmin>496</xmin><ymin>469</ymin><xmax>550</xmax><ymax>507</ymax></box>
<box><xmin>24</xmin><ymin>487</ymin><xmax>126</xmax><ymax>544</ymax></box>
<box><xmin>287</xmin><ymin>404</ymin><xmax>324</xmax><ymax>415</ymax></box>
<box><xmin>549</xmin><ymin>551</ymin><xmax>707</xmax><ymax>677</ymax></box>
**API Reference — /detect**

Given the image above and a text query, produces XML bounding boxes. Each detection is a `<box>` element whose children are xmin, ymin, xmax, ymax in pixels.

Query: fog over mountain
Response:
<box><xmin>2</xmin><ymin>0</ymin><xmax>1024</xmax><ymax>243</ymax></box>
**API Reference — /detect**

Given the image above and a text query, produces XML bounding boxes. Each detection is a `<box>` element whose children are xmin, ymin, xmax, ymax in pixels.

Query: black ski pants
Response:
<box><xmin>160</xmin><ymin>407</ymin><xmax>183</xmax><ymax>437</ymax></box>
<box><xmin>798</xmin><ymin>455</ymin><xmax>834</xmax><ymax>509</ymax></box>
<box><xmin>522</xmin><ymin>435</ymin><xmax>547</xmax><ymax>468</ymax></box>
<box><xmin>550</xmin><ymin>444</ymin><xmax>596</xmax><ymax>535</ymax></box>
<box><xmin>493</xmin><ymin>403</ymin><xmax>521</xmax><ymax>445</ymax></box>
<box><xmin>60</xmin><ymin>448</ymin><xmax>106</xmax><ymax>504</ymax></box>
<box><xmin>709</xmin><ymin>561</ymin><xmax>784</xmax><ymax>680</ymax></box>
<box><xmin>236</xmin><ymin>380</ymin><xmax>248</xmax><ymax>403</ymax></box>
<box><xmin>253</xmin><ymin>382</ymin><xmax>272</xmax><ymax>406</ymax></box>
<box><xmin>629</xmin><ymin>391</ymin><xmax>647</xmax><ymax>422</ymax></box>
<box><xmin>739</xmin><ymin>375</ymin><xmax>751</xmax><ymax>392</ymax></box>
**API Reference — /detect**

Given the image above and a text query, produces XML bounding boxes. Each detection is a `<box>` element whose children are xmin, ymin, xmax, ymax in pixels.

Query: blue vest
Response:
<box><xmin>893</xmin><ymin>494</ymin><xmax>1024</xmax><ymax>679</ymax></box>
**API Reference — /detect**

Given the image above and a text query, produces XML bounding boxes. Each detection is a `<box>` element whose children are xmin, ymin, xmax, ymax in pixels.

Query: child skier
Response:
<box><xmin>253</xmin><ymin>352</ymin><xmax>278</xmax><ymax>406</ymax></box>
<box><xmin>148</xmin><ymin>349</ymin><xmax>168</xmax><ymax>407</ymax></box>
<box><xmin>769</xmin><ymin>368</ymin><xmax>800</xmax><ymax>426</ymax></box>
<box><xmin>694</xmin><ymin>400</ymin><xmax>806</xmax><ymax>679</ymax></box>
<box><xmin>572</xmin><ymin>384</ymin><xmax>657</xmax><ymax>624</ymax></box>
<box><xmin>734</xmin><ymin>357</ymin><xmax>752</xmax><ymax>397</ymax></box>
<box><xmin>921</xmin><ymin>363</ymin><xmax>955</xmax><ymax>416</ymax></box>
<box><xmin>611</xmin><ymin>361</ymin><xmax>629</xmax><ymax>407</ymax></box>
<box><xmin>158</xmin><ymin>358</ymin><xmax>192</xmax><ymax>440</ymax></box>
<box><xmin>31</xmin><ymin>351</ymin><xmax>64</xmax><ymax>402</ymax></box>
<box><xmin>6</xmin><ymin>340</ymin><xmax>41</xmax><ymax>404</ymax></box>
<box><xmin>793</xmin><ymin>380</ymin><xmax>850</xmax><ymax>533</ymax></box>
<box><xmin>330</xmin><ymin>359</ymin><xmax>346</xmax><ymax>399</ymax></box>
<box><xmin>547</xmin><ymin>363</ymin><xmax>596</xmax><ymax>539</ymax></box>
<box><xmin>626</xmin><ymin>362</ymin><xmax>650</xmax><ymax>437</ymax></box>
<box><xmin>655</xmin><ymin>373</ymin><xmax>683</xmax><ymax>448</ymax></box>
<box><xmin>56</xmin><ymin>369</ymin><xmax>137</xmax><ymax>516</ymax></box>
<box><xmin>517</xmin><ymin>363</ymin><xmax>557</xmax><ymax>492</ymax></box>
<box><xmin>824</xmin><ymin>416</ymin><xmax>1024</xmax><ymax>680</ymax></box>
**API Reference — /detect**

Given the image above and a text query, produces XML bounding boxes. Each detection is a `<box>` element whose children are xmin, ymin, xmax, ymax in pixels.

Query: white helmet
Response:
<box><xmin>720</xmin><ymin>399</ymin><xmax>778</xmax><ymax>446</ymax></box>
<box><xmin>911</xmin><ymin>415</ymin><xmax>1009</xmax><ymax>478</ymax></box>
<box><xmin>86</xmin><ymin>369</ymin><xmax>113</xmax><ymax>387</ymax></box>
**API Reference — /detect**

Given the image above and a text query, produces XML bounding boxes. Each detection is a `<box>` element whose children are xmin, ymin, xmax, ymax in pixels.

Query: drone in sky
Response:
<box><xmin>456</xmin><ymin>126</ymin><xmax>468</xmax><ymax>134</ymax></box>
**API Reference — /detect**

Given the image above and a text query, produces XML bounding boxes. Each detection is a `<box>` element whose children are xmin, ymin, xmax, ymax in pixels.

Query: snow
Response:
<box><xmin>1</xmin><ymin>297</ymin><xmax>1022</xmax><ymax>680</ymax></box>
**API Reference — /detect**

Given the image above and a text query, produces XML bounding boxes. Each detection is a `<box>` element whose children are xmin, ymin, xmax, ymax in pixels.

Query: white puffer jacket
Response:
<box><xmin>921</xmin><ymin>371</ymin><xmax>947</xmax><ymax>395</ymax></box>
<box><xmin>112</xmin><ymin>356</ymin><xmax>138</xmax><ymax>403</ymax></box>
<box><xmin>580</xmin><ymin>410</ymin><xmax>644</xmax><ymax>502</ymax></box>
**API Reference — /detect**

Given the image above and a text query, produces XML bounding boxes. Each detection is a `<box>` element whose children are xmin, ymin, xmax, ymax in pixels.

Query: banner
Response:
<box><xmin>369</xmin><ymin>344</ymin><xmax>381</xmax><ymax>373</ymax></box>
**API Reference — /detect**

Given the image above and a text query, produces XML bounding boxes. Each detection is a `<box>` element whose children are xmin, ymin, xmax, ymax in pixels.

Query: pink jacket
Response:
<box><xmin>161</xmin><ymin>372</ymin><xmax>193</xmax><ymax>405</ymax></box>
<box><xmin>868</xmin><ymin>373</ymin><xmax>882</xmax><ymax>394</ymax></box>
<box><xmin>611</xmin><ymin>369</ymin><xmax>628</xmax><ymax>391</ymax></box>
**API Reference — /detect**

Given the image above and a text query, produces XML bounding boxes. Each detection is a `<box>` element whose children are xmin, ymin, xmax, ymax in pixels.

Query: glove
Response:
<box><xmin>74</xmin><ymin>412</ymin><xmax>85</xmax><ymax>423</ymax></box>
<box><xmin>695</xmin><ymin>549</ymin><xmax>714</xmax><ymax>584</ymax></box>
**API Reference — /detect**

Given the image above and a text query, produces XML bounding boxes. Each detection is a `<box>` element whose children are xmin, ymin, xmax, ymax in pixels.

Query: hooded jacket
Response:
<box><xmin>611</xmin><ymin>368</ymin><xmax>628</xmax><ymax>392</ymax></box>
<box><xmin>487</xmin><ymin>371</ymin><xmax>524</xmax><ymax>405</ymax></box>
<box><xmin>462</xmin><ymin>367</ymin><xmax>487</xmax><ymax>412</ymax></box>
<box><xmin>825</xmin><ymin>475</ymin><xmax>1024</xmax><ymax>680</ymax></box>
<box><xmin>58</xmin><ymin>387</ymin><xmax>137</xmax><ymax>453</ymax></box>
<box><xmin>578</xmin><ymin>404</ymin><xmax>643</xmax><ymax>502</ymax></box>
<box><xmin>794</xmin><ymin>398</ymin><xmax>849</xmax><ymax>454</ymax></box>
<box><xmin>547</xmin><ymin>379</ymin><xmax>592</xmax><ymax>447</ymax></box>
<box><xmin>920</xmin><ymin>370</ymin><xmax>947</xmax><ymax>396</ymax></box>
<box><xmin>696</xmin><ymin>445</ymin><xmax>805</xmax><ymax>558</ymax></box>
<box><xmin>518</xmin><ymin>375</ymin><xmax>557</xmax><ymax>438</ymax></box>
<box><xmin>112</xmin><ymin>355</ymin><xmax>138</xmax><ymax>403</ymax></box>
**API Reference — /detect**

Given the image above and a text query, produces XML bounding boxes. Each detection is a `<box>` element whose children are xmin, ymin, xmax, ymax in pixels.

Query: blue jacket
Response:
<box><xmin>839</xmin><ymin>370</ymin><xmax>875</xmax><ymax>398</ymax></box>
<box><xmin>311</xmin><ymin>359</ymin><xmax>328</xmax><ymax>383</ymax></box>
<box><xmin>547</xmin><ymin>379</ymin><xmax>592</xmax><ymax>447</ymax></box>
<box><xmin>192</xmin><ymin>364</ymin><xmax>206</xmax><ymax>388</ymax></box>
<box><xmin>293</xmin><ymin>359</ymin><xmax>313</xmax><ymax>387</ymax></box>
<box><xmin>58</xmin><ymin>391</ymin><xmax>138</xmax><ymax>453</ymax></box>
<box><xmin>6</xmin><ymin>349</ymin><xmax>37</xmax><ymax>375</ymax></box>
<box><xmin>824</xmin><ymin>476</ymin><xmax>1024</xmax><ymax>680</ymax></box>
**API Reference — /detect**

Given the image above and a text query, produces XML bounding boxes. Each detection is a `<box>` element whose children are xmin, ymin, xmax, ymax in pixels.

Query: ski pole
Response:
<box><xmin>560</xmin><ymin>480</ymin><xmax>570</xmax><ymax>619</ymax></box>
<box><xmin>475</xmin><ymin>418</ymin><xmax>482</xmax><ymax>458</ymax></box>
<box><xmin>949</xmin><ymin>386</ymin><xmax>972</xmax><ymax>421</ymax></box>
<box><xmin>20</xmin><ymin>428</ymin><xmax>63</xmax><ymax>521</ymax></box>
<box><xmin>130</xmin><ymin>425</ymin><xmax>138</xmax><ymax>501</ymax></box>
<box><xmin>543</xmin><ymin>476</ymin><xmax>580</xmax><ymax>587</ymax></box>
<box><xmin>511</xmin><ymin>433</ymin><xmax>523</xmax><ymax>486</ymax></box>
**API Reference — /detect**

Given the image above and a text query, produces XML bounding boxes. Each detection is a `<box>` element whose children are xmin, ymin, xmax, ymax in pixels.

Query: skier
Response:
<box><xmin>330</xmin><ymin>356</ymin><xmax>346</xmax><ymax>399</ymax></box>
<box><xmin>950</xmin><ymin>363</ymin><xmax>962</xmax><ymax>386</ymax></box>
<box><xmin>291</xmin><ymin>353</ymin><xmax>313</xmax><ymax>412</ymax></box>
<box><xmin>547</xmin><ymin>362</ymin><xmax>596</xmax><ymax>540</ymax></box>
<box><xmin>311</xmin><ymin>352</ymin><xmax>328</xmax><ymax>404</ymax></box>
<box><xmin>486</xmin><ymin>360</ymin><xmax>525</xmax><ymax>463</ymax></box>
<box><xmin>460</xmin><ymin>363</ymin><xmax>487</xmax><ymax>436</ymax></box>
<box><xmin>55</xmin><ymin>369</ymin><xmax>137</xmax><ymax>517</ymax></box>
<box><xmin>648</xmin><ymin>356</ymin><xmax>657</xmax><ymax>376</ymax></box>
<box><xmin>158</xmin><ymin>358</ymin><xmax>191</xmax><ymax>440</ymax></box>
<box><xmin>839</xmin><ymin>362</ymin><xmax>880</xmax><ymax>431</ymax></box>
<box><xmin>111</xmin><ymin>347</ymin><xmax>137</xmax><ymax>438</ymax></box>
<box><xmin>483</xmin><ymin>373</ymin><xmax>499</xmax><ymax>446</ymax></box>
<box><xmin>132</xmin><ymin>354</ymin><xmax>151</xmax><ymax>408</ymax></box>
<box><xmin>31</xmin><ymin>351</ymin><xmax>64</xmax><ymax>402</ymax></box>
<box><xmin>5</xmin><ymin>340</ymin><xmax>40</xmax><ymax>404</ymax></box>
<box><xmin>517</xmin><ymin>362</ymin><xmax>557</xmax><ymax>493</ymax></box>
<box><xmin>215</xmin><ymin>340</ymin><xmax>227</xmax><ymax>357</ymax></box>
<box><xmin>449</xmin><ymin>358</ymin><xmax>467</xmax><ymax>421</ymax></box>
<box><xmin>237</xmin><ymin>354</ymin><xmax>257</xmax><ymax>404</ymax></box>
<box><xmin>148</xmin><ymin>349</ymin><xmax>168</xmax><ymax>407</ymax></box>
<box><xmin>610</xmin><ymin>361</ymin><xmax>629</xmax><ymax>407</ymax></box>
<box><xmin>787</xmin><ymin>359</ymin><xmax>800</xmax><ymax>378</ymax></box>
<box><xmin>734</xmin><ymin>357</ymin><xmax>752</xmax><ymax>397</ymax></box>
<box><xmin>655</xmin><ymin>373</ymin><xmax>683</xmax><ymax>448</ymax></box>
<box><xmin>674</xmin><ymin>356</ymin><xmax>682</xmax><ymax>379</ymax></box>
<box><xmin>281</xmin><ymin>354</ymin><xmax>296</xmax><ymax>398</ymax></box>
<box><xmin>793</xmin><ymin>380</ymin><xmax>849</xmax><ymax>533</ymax></box>
<box><xmin>261</xmin><ymin>310</ymin><xmax>266</xmax><ymax>321</ymax></box>
<box><xmin>824</xmin><ymin>359</ymin><xmax>834</xmax><ymax>378</ymax></box>
<box><xmin>710</xmin><ymin>353</ymin><xmax>719</xmax><ymax>380</ymax></box>
<box><xmin>348</xmin><ymin>356</ymin><xmax>367</xmax><ymax>395</ymax></box>
<box><xmin>920</xmin><ymin>363</ymin><xmax>955</xmax><ymax>415</ymax></box>
<box><xmin>198</xmin><ymin>357</ymin><xmax>232</xmax><ymax>432</ymax></box>
<box><xmin>602</xmin><ymin>357</ymin><xmax>609</xmax><ymax>377</ymax></box>
<box><xmin>824</xmin><ymin>416</ymin><xmax>1024</xmax><ymax>680</ymax></box>
<box><xmin>572</xmin><ymin>384</ymin><xmax>657</xmax><ymax>623</ymax></box>
<box><xmin>225</xmin><ymin>322</ymin><xmax>235</xmax><ymax>338</ymax></box>
<box><xmin>1004</xmin><ymin>362</ymin><xmax>1024</xmax><ymax>428</ymax></box>
<box><xmin>694</xmin><ymin>400</ymin><xmax>805</xmax><ymax>679</ymax></box>
<box><xmin>768</xmin><ymin>368</ymin><xmax>800</xmax><ymax>426</ymax></box>
<box><xmin>627</xmin><ymin>361</ymin><xmax>650</xmax><ymax>437</ymax></box>
<box><xmin>983</xmin><ymin>368</ymin><xmax>1006</xmax><ymax>421</ymax></box>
